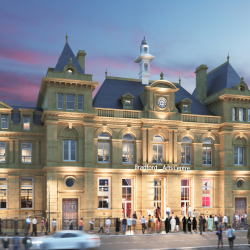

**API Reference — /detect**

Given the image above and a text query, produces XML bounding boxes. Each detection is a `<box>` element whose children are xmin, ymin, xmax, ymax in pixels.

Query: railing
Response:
<box><xmin>205</xmin><ymin>117</ymin><xmax>219</xmax><ymax>124</ymax></box>
<box><xmin>182</xmin><ymin>115</ymin><xmax>197</xmax><ymax>122</ymax></box>
<box><xmin>123</xmin><ymin>111</ymin><xmax>139</xmax><ymax>119</ymax></box>
<box><xmin>97</xmin><ymin>109</ymin><xmax>114</xmax><ymax>117</ymax></box>
<box><xmin>1</xmin><ymin>219</ymin><xmax>26</xmax><ymax>229</ymax></box>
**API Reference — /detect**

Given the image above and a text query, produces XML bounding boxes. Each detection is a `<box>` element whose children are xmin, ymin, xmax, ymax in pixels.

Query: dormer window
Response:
<box><xmin>119</xmin><ymin>93</ymin><xmax>134</xmax><ymax>110</ymax></box>
<box><xmin>125</xmin><ymin>100</ymin><xmax>131</xmax><ymax>108</ymax></box>
<box><xmin>23</xmin><ymin>117</ymin><xmax>30</xmax><ymax>131</ymax></box>
<box><xmin>183</xmin><ymin>104</ymin><xmax>189</xmax><ymax>112</ymax></box>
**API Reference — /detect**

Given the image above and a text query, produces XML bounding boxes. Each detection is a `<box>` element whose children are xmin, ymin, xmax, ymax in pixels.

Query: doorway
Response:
<box><xmin>235</xmin><ymin>197</ymin><xmax>246</xmax><ymax>215</ymax></box>
<box><xmin>181</xmin><ymin>179</ymin><xmax>190</xmax><ymax>214</ymax></box>
<box><xmin>122</xmin><ymin>179</ymin><xmax>132</xmax><ymax>218</ymax></box>
<box><xmin>62</xmin><ymin>199</ymin><xmax>78</xmax><ymax>230</ymax></box>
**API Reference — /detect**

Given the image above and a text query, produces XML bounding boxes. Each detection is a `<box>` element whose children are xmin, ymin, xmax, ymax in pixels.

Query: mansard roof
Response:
<box><xmin>93</xmin><ymin>78</ymin><xmax>214</xmax><ymax>116</ymax></box>
<box><xmin>54</xmin><ymin>43</ymin><xmax>84</xmax><ymax>74</ymax></box>
<box><xmin>192</xmin><ymin>62</ymin><xmax>241</xmax><ymax>98</ymax></box>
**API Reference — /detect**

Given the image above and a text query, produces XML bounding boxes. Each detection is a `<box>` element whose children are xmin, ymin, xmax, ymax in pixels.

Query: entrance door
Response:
<box><xmin>235</xmin><ymin>198</ymin><xmax>246</xmax><ymax>215</ymax></box>
<box><xmin>62</xmin><ymin>199</ymin><xmax>78</xmax><ymax>230</ymax></box>
<box><xmin>122</xmin><ymin>179</ymin><xmax>132</xmax><ymax>218</ymax></box>
<box><xmin>181</xmin><ymin>179</ymin><xmax>190</xmax><ymax>214</ymax></box>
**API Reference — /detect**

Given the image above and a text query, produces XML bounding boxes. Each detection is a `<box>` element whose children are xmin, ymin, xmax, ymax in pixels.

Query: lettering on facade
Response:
<box><xmin>135</xmin><ymin>164</ymin><xmax>190</xmax><ymax>171</ymax></box>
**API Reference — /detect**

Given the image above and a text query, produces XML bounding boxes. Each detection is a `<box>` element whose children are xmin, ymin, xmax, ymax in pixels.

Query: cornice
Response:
<box><xmin>232</xmin><ymin>190</ymin><xmax>250</xmax><ymax>194</ymax></box>
<box><xmin>0</xmin><ymin>131</ymin><xmax>44</xmax><ymax>137</ymax></box>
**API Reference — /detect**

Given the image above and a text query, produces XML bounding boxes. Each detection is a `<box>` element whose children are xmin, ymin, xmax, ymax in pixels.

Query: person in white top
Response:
<box><xmin>188</xmin><ymin>205</ymin><xmax>192</xmax><ymax>217</ymax></box>
<box><xmin>147</xmin><ymin>208</ymin><xmax>151</xmax><ymax>216</ymax></box>
<box><xmin>25</xmin><ymin>216</ymin><xmax>31</xmax><ymax>234</ymax></box>
<box><xmin>226</xmin><ymin>225</ymin><xmax>235</xmax><ymax>249</ymax></box>
<box><xmin>166</xmin><ymin>205</ymin><xmax>171</xmax><ymax>219</ymax></box>
<box><xmin>140</xmin><ymin>216</ymin><xmax>146</xmax><ymax>234</ymax></box>
<box><xmin>214</xmin><ymin>215</ymin><xmax>218</xmax><ymax>231</ymax></box>
<box><xmin>31</xmin><ymin>217</ymin><xmax>37</xmax><ymax>236</ymax></box>
<box><xmin>223</xmin><ymin>215</ymin><xmax>228</xmax><ymax>229</ymax></box>
<box><xmin>105</xmin><ymin>217</ymin><xmax>111</xmax><ymax>235</ymax></box>
<box><xmin>170</xmin><ymin>216</ymin><xmax>176</xmax><ymax>232</ymax></box>
<box><xmin>127</xmin><ymin>217</ymin><xmax>132</xmax><ymax>232</ymax></box>
<box><xmin>235</xmin><ymin>213</ymin><xmax>239</xmax><ymax>228</ymax></box>
<box><xmin>244</xmin><ymin>212</ymin><xmax>247</xmax><ymax>227</ymax></box>
<box><xmin>181</xmin><ymin>205</ymin><xmax>186</xmax><ymax>216</ymax></box>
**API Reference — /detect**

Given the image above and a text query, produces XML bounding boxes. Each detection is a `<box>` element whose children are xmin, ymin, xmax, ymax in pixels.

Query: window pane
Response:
<box><xmin>202</xmin><ymin>147</ymin><xmax>207</xmax><ymax>164</ymax></box>
<box><xmin>122</xmin><ymin>143</ymin><xmax>128</xmax><ymax>162</ymax></box>
<box><xmin>125</xmin><ymin>100</ymin><xmax>131</xmax><ymax>108</ymax></box>
<box><xmin>78</xmin><ymin>95</ymin><xmax>83</xmax><ymax>110</ymax></box>
<box><xmin>154</xmin><ymin>187</ymin><xmax>161</xmax><ymax>201</ymax></box>
<box><xmin>126</xmin><ymin>187</ymin><xmax>132</xmax><ymax>201</ymax></box>
<box><xmin>58</xmin><ymin>94</ymin><xmax>63</xmax><ymax>109</ymax></box>
<box><xmin>122</xmin><ymin>179</ymin><xmax>132</xmax><ymax>186</ymax></box>
<box><xmin>1</xmin><ymin>115</ymin><xmax>8</xmax><ymax>129</ymax></box>
<box><xmin>0</xmin><ymin>142</ymin><xmax>6</xmax><ymax>163</ymax></box>
<box><xmin>66</xmin><ymin>95</ymin><xmax>75</xmax><ymax>110</ymax></box>
<box><xmin>21</xmin><ymin>143</ymin><xmax>32</xmax><ymax>163</ymax></box>
<box><xmin>239</xmin><ymin>147</ymin><xmax>244</xmax><ymax>165</ymax></box>
<box><xmin>98</xmin><ymin>142</ymin><xmax>103</xmax><ymax>162</ymax></box>
<box><xmin>127</xmin><ymin>143</ymin><xmax>134</xmax><ymax>163</ymax></box>
<box><xmin>98</xmin><ymin>132</ymin><xmax>110</xmax><ymax>140</ymax></box>
<box><xmin>153</xmin><ymin>135</ymin><xmax>164</xmax><ymax>142</ymax></box>
<box><xmin>154</xmin><ymin>179</ymin><xmax>161</xmax><ymax>187</ymax></box>
<box><xmin>207</xmin><ymin>147</ymin><xmax>211</xmax><ymax>164</ymax></box>
<box><xmin>248</xmin><ymin>109</ymin><xmax>250</xmax><ymax>122</ymax></box>
<box><xmin>186</xmin><ymin>146</ymin><xmax>191</xmax><ymax>164</ymax></box>
<box><xmin>183</xmin><ymin>104</ymin><xmax>188</xmax><ymax>112</ymax></box>
<box><xmin>181</xmin><ymin>137</ymin><xmax>192</xmax><ymax>143</ymax></box>
<box><xmin>234</xmin><ymin>147</ymin><xmax>238</xmax><ymax>165</ymax></box>
<box><xmin>181</xmin><ymin>146</ymin><xmax>185</xmax><ymax>164</ymax></box>
<box><xmin>0</xmin><ymin>188</ymin><xmax>7</xmax><ymax>208</ymax></box>
<box><xmin>122</xmin><ymin>134</ymin><xmax>134</xmax><ymax>141</ymax></box>
<box><xmin>23</xmin><ymin>117</ymin><xmax>30</xmax><ymax>130</ymax></box>
<box><xmin>64</xmin><ymin>141</ymin><xmax>69</xmax><ymax>161</ymax></box>
<box><xmin>103</xmin><ymin>143</ymin><xmax>110</xmax><ymax>162</ymax></box>
<box><xmin>20</xmin><ymin>178</ymin><xmax>33</xmax><ymax>209</ymax></box>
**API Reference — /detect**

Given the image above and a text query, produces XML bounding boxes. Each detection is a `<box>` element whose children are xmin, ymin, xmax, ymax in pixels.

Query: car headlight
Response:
<box><xmin>33</xmin><ymin>241</ymin><xmax>42</xmax><ymax>244</ymax></box>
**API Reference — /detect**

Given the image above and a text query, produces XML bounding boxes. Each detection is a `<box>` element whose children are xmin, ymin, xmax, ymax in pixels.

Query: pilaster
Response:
<box><xmin>147</xmin><ymin>129</ymin><xmax>152</xmax><ymax>164</ymax></box>
<box><xmin>142</xmin><ymin>128</ymin><xmax>147</xmax><ymax>164</ymax></box>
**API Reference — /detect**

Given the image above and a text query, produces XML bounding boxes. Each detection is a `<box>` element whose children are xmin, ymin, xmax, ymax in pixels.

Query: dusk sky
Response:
<box><xmin>1</xmin><ymin>0</ymin><xmax>250</xmax><ymax>107</ymax></box>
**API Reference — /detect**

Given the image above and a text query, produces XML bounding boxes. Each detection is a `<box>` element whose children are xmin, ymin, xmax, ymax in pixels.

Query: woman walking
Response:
<box><xmin>165</xmin><ymin>217</ymin><xmax>170</xmax><ymax>233</ymax></box>
<box><xmin>208</xmin><ymin>215</ymin><xmax>214</xmax><ymax>231</ymax></box>
<box><xmin>182</xmin><ymin>216</ymin><xmax>187</xmax><ymax>233</ymax></box>
<box><xmin>132</xmin><ymin>211</ymin><xmax>137</xmax><ymax>232</ymax></box>
<box><xmin>187</xmin><ymin>217</ymin><xmax>192</xmax><ymax>233</ymax></box>
<box><xmin>193</xmin><ymin>216</ymin><xmax>197</xmax><ymax>232</ymax></box>
<box><xmin>156</xmin><ymin>217</ymin><xmax>161</xmax><ymax>233</ymax></box>
<box><xmin>217</xmin><ymin>226</ymin><xmax>223</xmax><ymax>248</ymax></box>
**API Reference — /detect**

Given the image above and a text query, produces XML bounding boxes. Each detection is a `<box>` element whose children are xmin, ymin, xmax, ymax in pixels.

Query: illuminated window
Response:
<box><xmin>183</xmin><ymin>105</ymin><xmax>188</xmax><ymax>112</ymax></box>
<box><xmin>78</xmin><ymin>95</ymin><xmax>83</xmax><ymax>111</ymax></box>
<box><xmin>58</xmin><ymin>93</ymin><xmax>63</xmax><ymax>109</ymax></box>
<box><xmin>97</xmin><ymin>132</ymin><xmax>110</xmax><ymax>163</ymax></box>
<box><xmin>154</xmin><ymin>179</ymin><xmax>161</xmax><ymax>209</ymax></box>
<box><xmin>66</xmin><ymin>95</ymin><xmax>75</xmax><ymax>110</ymax></box>
<box><xmin>232</xmin><ymin>108</ymin><xmax>236</xmax><ymax>121</ymax></box>
<box><xmin>239</xmin><ymin>108</ymin><xmax>245</xmax><ymax>122</ymax></box>
<box><xmin>1</xmin><ymin>115</ymin><xmax>8</xmax><ymax>129</ymax></box>
<box><xmin>0</xmin><ymin>142</ymin><xmax>6</xmax><ymax>163</ymax></box>
<box><xmin>98</xmin><ymin>177</ymin><xmax>110</xmax><ymax>209</ymax></box>
<box><xmin>0</xmin><ymin>178</ymin><xmax>7</xmax><ymax>209</ymax></box>
<box><xmin>202</xmin><ymin>179</ymin><xmax>211</xmax><ymax>207</ymax></box>
<box><xmin>21</xmin><ymin>143</ymin><xmax>32</xmax><ymax>163</ymax></box>
<box><xmin>122</xmin><ymin>179</ymin><xmax>132</xmax><ymax>218</ymax></box>
<box><xmin>181</xmin><ymin>137</ymin><xmax>191</xmax><ymax>165</ymax></box>
<box><xmin>152</xmin><ymin>135</ymin><xmax>164</xmax><ymax>164</ymax></box>
<box><xmin>122</xmin><ymin>134</ymin><xmax>134</xmax><ymax>163</ymax></box>
<box><xmin>234</xmin><ymin>147</ymin><xmax>244</xmax><ymax>165</ymax></box>
<box><xmin>63</xmin><ymin>140</ymin><xmax>76</xmax><ymax>161</ymax></box>
<box><xmin>20</xmin><ymin>178</ymin><xmax>33</xmax><ymax>209</ymax></box>
<box><xmin>202</xmin><ymin>138</ymin><xmax>212</xmax><ymax>165</ymax></box>
<box><xmin>181</xmin><ymin>179</ymin><xmax>190</xmax><ymax>209</ymax></box>
<box><xmin>125</xmin><ymin>100</ymin><xmax>131</xmax><ymax>108</ymax></box>
<box><xmin>248</xmin><ymin>109</ymin><xmax>250</xmax><ymax>122</ymax></box>
<box><xmin>23</xmin><ymin>117</ymin><xmax>30</xmax><ymax>131</ymax></box>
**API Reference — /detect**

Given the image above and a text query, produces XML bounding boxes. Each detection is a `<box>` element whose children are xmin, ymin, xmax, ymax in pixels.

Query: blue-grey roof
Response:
<box><xmin>93</xmin><ymin>78</ymin><xmax>214</xmax><ymax>116</ymax></box>
<box><xmin>192</xmin><ymin>62</ymin><xmax>241</xmax><ymax>98</ymax></box>
<box><xmin>12</xmin><ymin>106</ymin><xmax>43</xmax><ymax>112</ymax></box>
<box><xmin>54</xmin><ymin>43</ymin><xmax>84</xmax><ymax>74</ymax></box>
<box><xmin>141</xmin><ymin>37</ymin><xmax>148</xmax><ymax>46</ymax></box>
<box><xmin>11</xmin><ymin>113</ymin><xmax>20</xmax><ymax>124</ymax></box>
<box><xmin>33</xmin><ymin>114</ymin><xmax>43</xmax><ymax>126</ymax></box>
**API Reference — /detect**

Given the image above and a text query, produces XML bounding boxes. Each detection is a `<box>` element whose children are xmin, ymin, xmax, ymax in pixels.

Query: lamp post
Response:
<box><xmin>49</xmin><ymin>178</ymin><xmax>52</xmax><ymax>233</ymax></box>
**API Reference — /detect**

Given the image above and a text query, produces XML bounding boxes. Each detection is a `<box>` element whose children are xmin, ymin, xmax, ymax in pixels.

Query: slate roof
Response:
<box><xmin>54</xmin><ymin>43</ymin><xmax>84</xmax><ymax>74</ymax></box>
<box><xmin>93</xmin><ymin>78</ymin><xmax>214</xmax><ymax>116</ymax></box>
<box><xmin>192</xmin><ymin>62</ymin><xmax>241</xmax><ymax>98</ymax></box>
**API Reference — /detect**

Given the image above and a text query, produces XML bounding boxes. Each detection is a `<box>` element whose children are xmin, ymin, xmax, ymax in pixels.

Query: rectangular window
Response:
<box><xmin>125</xmin><ymin>100</ymin><xmax>131</xmax><ymax>108</ymax></box>
<box><xmin>21</xmin><ymin>143</ymin><xmax>32</xmax><ymax>163</ymax></box>
<box><xmin>154</xmin><ymin>179</ymin><xmax>161</xmax><ymax>209</ymax></box>
<box><xmin>63</xmin><ymin>140</ymin><xmax>76</xmax><ymax>161</ymax></box>
<box><xmin>0</xmin><ymin>142</ymin><xmax>6</xmax><ymax>163</ymax></box>
<box><xmin>202</xmin><ymin>147</ymin><xmax>212</xmax><ymax>165</ymax></box>
<box><xmin>66</xmin><ymin>94</ymin><xmax>75</xmax><ymax>110</ymax></box>
<box><xmin>183</xmin><ymin>104</ymin><xmax>188</xmax><ymax>112</ymax></box>
<box><xmin>58</xmin><ymin>93</ymin><xmax>63</xmax><ymax>109</ymax></box>
<box><xmin>20</xmin><ymin>178</ymin><xmax>33</xmax><ymax>209</ymax></box>
<box><xmin>122</xmin><ymin>143</ymin><xmax>134</xmax><ymax>163</ymax></box>
<box><xmin>232</xmin><ymin>108</ymin><xmax>236</xmax><ymax>121</ymax></box>
<box><xmin>181</xmin><ymin>179</ymin><xmax>190</xmax><ymax>209</ymax></box>
<box><xmin>78</xmin><ymin>95</ymin><xmax>83</xmax><ymax>111</ymax></box>
<box><xmin>23</xmin><ymin>117</ymin><xmax>30</xmax><ymax>130</ymax></box>
<box><xmin>202</xmin><ymin>179</ymin><xmax>211</xmax><ymax>207</ymax></box>
<box><xmin>248</xmin><ymin>109</ymin><xmax>250</xmax><ymax>122</ymax></box>
<box><xmin>152</xmin><ymin>144</ymin><xmax>163</xmax><ymax>163</ymax></box>
<box><xmin>97</xmin><ymin>142</ymin><xmax>110</xmax><ymax>163</ymax></box>
<box><xmin>98</xmin><ymin>177</ymin><xmax>110</xmax><ymax>209</ymax></box>
<box><xmin>234</xmin><ymin>147</ymin><xmax>244</xmax><ymax>165</ymax></box>
<box><xmin>122</xmin><ymin>178</ymin><xmax>132</xmax><ymax>218</ymax></box>
<box><xmin>181</xmin><ymin>146</ymin><xmax>191</xmax><ymax>165</ymax></box>
<box><xmin>239</xmin><ymin>108</ymin><xmax>245</xmax><ymax>122</ymax></box>
<box><xmin>0</xmin><ymin>178</ymin><xmax>7</xmax><ymax>209</ymax></box>
<box><xmin>1</xmin><ymin>115</ymin><xmax>8</xmax><ymax>129</ymax></box>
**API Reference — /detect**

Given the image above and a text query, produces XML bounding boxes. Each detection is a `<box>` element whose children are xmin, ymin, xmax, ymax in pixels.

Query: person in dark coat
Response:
<box><xmin>202</xmin><ymin>215</ymin><xmax>206</xmax><ymax>232</ymax></box>
<box><xmin>193</xmin><ymin>216</ymin><xmax>197</xmax><ymax>232</ymax></box>
<box><xmin>182</xmin><ymin>216</ymin><xmax>187</xmax><ymax>233</ymax></box>
<box><xmin>115</xmin><ymin>218</ymin><xmax>120</xmax><ymax>234</ymax></box>
<box><xmin>0</xmin><ymin>218</ymin><xmax>3</xmax><ymax>235</ymax></box>
<box><xmin>165</xmin><ymin>218</ymin><xmax>170</xmax><ymax>233</ymax></box>
<box><xmin>175</xmin><ymin>216</ymin><xmax>180</xmax><ymax>232</ymax></box>
<box><xmin>187</xmin><ymin>217</ymin><xmax>192</xmax><ymax>233</ymax></box>
<box><xmin>199</xmin><ymin>216</ymin><xmax>203</xmax><ymax>235</ymax></box>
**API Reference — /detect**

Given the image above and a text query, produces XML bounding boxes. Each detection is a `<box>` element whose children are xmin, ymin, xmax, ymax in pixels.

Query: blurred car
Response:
<box><xmin>31</xmin><ymin>230</ymin><xmax>100</xmax><ymax>250</ymax></box>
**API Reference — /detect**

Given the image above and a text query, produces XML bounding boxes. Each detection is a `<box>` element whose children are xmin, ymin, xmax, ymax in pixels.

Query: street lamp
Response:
<box><xmin>49</xmin><ymin>177</ymin><xmax>52</xmax><ymax>233</ymax></box>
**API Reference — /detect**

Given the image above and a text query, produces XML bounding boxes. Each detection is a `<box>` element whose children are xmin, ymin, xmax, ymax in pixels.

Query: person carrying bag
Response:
<box><xmin>226</xmin><ymin>225</ymin><xmax>235</xmax><ymax>249</ymax></box>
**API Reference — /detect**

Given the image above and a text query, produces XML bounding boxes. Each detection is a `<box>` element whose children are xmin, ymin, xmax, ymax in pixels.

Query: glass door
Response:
<box><xmin>122</xmin><ymin>179</ymin><xmax>132</xmax><ymax>218</ymax></box>
<box><xmin>181</xmin><ymin>179</ymin><xmax>190</xmax><ymax>215</ymax></box>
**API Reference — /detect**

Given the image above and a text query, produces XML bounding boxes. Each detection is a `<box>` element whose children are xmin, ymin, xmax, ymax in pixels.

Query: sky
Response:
<box><xmin>1</xmin><ymin>0</ymin><xmax>250</xmax><ymax>107</ymax></box>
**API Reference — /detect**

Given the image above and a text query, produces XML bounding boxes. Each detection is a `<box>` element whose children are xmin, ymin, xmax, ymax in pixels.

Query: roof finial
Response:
<box><xmin>227</xmin><ymin>52</ymin><xmax>229</xmax><ymax>62</ymax></box>
<box><xmin>66</xmin><ymin>31</ymin><xmax>68</xmax><ymax>44</ymax></box>
<box><xmin>160</xmin><ymin>71</ymin><xmax>164</xmax><ymax>80</ymax></box>
<box><xmin>179</xmin><ymin>75</ymin><xmax>181</xmax><ymax>84</ymax></box>
<box><xmin>105</xmin><ymin>67</ymin><xmax>108</xmax><ymax>78</ymax></box>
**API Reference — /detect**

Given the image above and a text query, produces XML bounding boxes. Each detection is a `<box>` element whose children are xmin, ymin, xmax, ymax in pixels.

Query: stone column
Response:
<box><xmin>167</xmin><ymin>173</ymin><xmax>181</xmax><ymax>214</ymax></box>
<box><xmin>112</xmin><ymin>139</ymin><xmax>122</xmax><ymax>168</ymax></box>
<box><xmin>168</xmin><ymin>130</ymin><xmax>173</xmax><ymax>164</ymax></box>
<box><xmin>147</xmin><ymin>129</ymin><xmax>152</xmax><ymax>164</ymax></box>
<box><xmin>193</xmin><ymin>175</ymin><xmax>202</xmax><ymax>211</ymax></box>
<box><xmin>136</xmin><ymin>139</ymin><xmax>142</xmax><ymax>165</ymax></box>
<box><xmin>111</xmin><ymin>172</ymin><xmax>122</xmax><ymax>217</ymax></box>
<box><xmin>141</xmin><ymin>173</ymin><xmax>154</xmax><ymax>217</ymax></box>
<box><xmin>9</xmin><ymin>140</ymin><xmax>13</xmax><ymax>164</ymax></box>
<box><xmin>14</xmin><ymin>139</ymin><xmax>19</xmax><ymax>164</ymax></box>
<box><xmin>8</xmin><ymin>176</ymin><xmax>20</xmax><ymax>210</ymax></box>
<box><xmin>84</xmin><ymin>120</ymin><xmax>94</xmax><ymax>168</ymax></box>
<box><xmin>36</xmin><ymin>140</ymin><xmax>40</xmax><ymax>164</ymax></box>
<box><xmin>142</xmin><ymin>129</ymin><xmax>147</xmax><ymax>164</ymax></box>
<box><xmin>46</xmin><ymin>123</ymin><xmax>58</xmax><ymax>167</ymax></box>
<box><xmin>173</xmin><ymin>130</ymin><xmax>178</xmax><ymax>164</ymax></box>
<box><xmin>193</xmin><ymin>143</ymin><xmax>202</xmax><ymax>170</ymax></box>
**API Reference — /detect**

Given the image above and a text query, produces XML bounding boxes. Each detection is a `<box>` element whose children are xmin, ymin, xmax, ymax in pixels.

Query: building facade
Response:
<box><xmin>0</xmin><ymin>36</ymin><xmax>250</xmax><ymax>230</ymax></box>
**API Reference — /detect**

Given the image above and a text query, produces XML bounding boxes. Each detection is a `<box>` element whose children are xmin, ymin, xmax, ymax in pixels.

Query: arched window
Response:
<box><xmin>144</xmin><ymin>63</ymin><xmax>148</xmax><ymax>71</ymax></box>
<box><xmin>98</xmin><ymin>132</ymin><xmax>110</xmax><ymax>163</ymax></box>
<box><xmin>181</xmin><ymin>137</ymin><xmax>192</xmax><ymax>165</ymax></box>
<box><xmin>152</xmin><ymin>135</ymin><xmax>164</xmax><ymax>164</ymax></box>
<box><xmin>122</xmin><ymin>134</ymin><xmax>134</xmax><ymax>163</ymax></box>
<box><xmin>234</xmin><ymin>137</ymin><xmax>245</xmax><ymax>166</ymax></box>
<box><xmin>202</xmin><ymin>138</ymin><xmax>213</xmax><ymax>165</ymax></box>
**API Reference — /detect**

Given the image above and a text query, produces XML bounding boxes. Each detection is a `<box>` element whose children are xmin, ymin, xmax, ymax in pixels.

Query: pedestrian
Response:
<box><xmin>122</xmin><ymin>208</ymin><xmax>125</xmax><ymax>217</ymax></box>
<box><xmin>69</xmin><ymin>219</ymin><xmax>73</xmax><ymax>230</ymax></box>
<box><xmin>193</xmin><ymin>209</ymin><xmax>197</xmax><ymax>218</ymax></box>
<box><xmin>98</xmin><ymin>219</ymin><xmax>104</xmax><ymax>234</ymax></box>
<box><xmin>22</xmin><ymin>233</ymin><xmax>32</xmax><ymax>250</ymax></box>
<box><xmin>147</xmin><ymin>208</ymin><xmax>152</xmax><ymax>216</ymax></box>
<box><xmin>244</xmin><ymin>212</ymin><xmax>247</xmax><ymax>228</ymax></box>
<box><xmin>241</xmin><ymin>215</ymin><xmax>245</xmax><ymax>229</ymax></box>
<box><xmin>2</xmin><ymin>233</ymin><xmax>9</xmax><ymax>250</ymax></box>
<box><xmin>233</xmin><ymin>214</ymin><xmax>236</xmax><ymax>229</ymax></box>
<box><xmin>170</xmin><ymin>216</ymin><xmax>176</xmax><ymax>232</ymax></box>
<box><xmin>14</xmin><ymin>217</ymin><xmax>18</xmax><ymax>235</ymax></box>
<box><xmin>45</xmin><ymin>219</ymin><xmax>48</xmax><ymax>235</ymax></box>
<box><xmin>51</xmin><ymin>218</ymin><xmax>56</xmax><ymax>234</ymax></box>
<box><xmin>206</xmin><ymin>216</ymin><xmax>209</xmax><ymax>230</ymax></box>
<box><xmin>247</xmin><ymin>225</ymin><xmax>250</xmax><ymax>248</ymax></box>
<box><xmin>192</xmin><ymin>216</ymin><xmax>197</xmax><ymax>232</ymax></box>
<box><xmin>115</xmin><ymin>218</ymin><xmax>120</xmax><ymax>234</ymax></box>
<box><xmin>156</xmin><ymin>206</ymin><xmax>161</xmax><ymax>218</ymax></box>
<box><xmin>148</xmin><ymin>216</ymin><xmax>151</xmax><ymax>233</ymax></box>
<box><xmin>187</xmin><ymin>216</ymin><xmax>192</xmax><ymax>233</ymax></box>
<box><xmin>226</xmin><ymin>225</ymin><xmax>235</xmax><ymax>249</ymax></box>
<box><xmin>165</xmin><ymin>217</ymin><xmax>170</xmax><ymax>233</ymax></box>
<box><xmin>105</xmin><ymin>217</ymin><xmax>111</xmax><ymax>235</ymax></box>
<box><xmin>0</xmin><ymin>218</ymin><xmax>3</xmax><ymax>235</ymax></box>
<box><xmin>122</xmin><ymin>217</ymin><xmax>127</xmax><ymax>234</ymax></box>
<box><xmin>40</xmin><ymin>217</ymin><xmax>44</xmax><ymax>234</ymax></box>
<box><xmin>151</xmin><ymin>215</ymin><xmax>154</xmax><ymax>233</ymax></box>
<box><xmin>199</xmin><ymin>216</ymin><xmax>203</xmax><ymax>235</ymax></box>
<box><xmin>31</xmin><ymin>217</ymin><xmax>37</xmax><ymax>237</ymax></box>
<box><xmin>181</xmin><ymin>204</ymin><xmax>186</xmax><ymax>216</ymax></box>
<box><xmin>132</xmin><ymin>211</ymin><xmax>137</xmax><ymax>232</ymax></box>
<box><xmin>214</xmin><ymin>215</ymin><xmax>218</xmax><ymax>231</ymax></box>
<box><xmin>235</xmin><ymin>213</ymin><xmax>239</xmax><ymax>229</ymax></box>
<box><xmin>182</xmin><ymin>216</ymin><xmax>187</xmax><ymax>233</ymax></box>
<box><xmin>54</xmin><ymin>219</ymin><xmax>57</xmax><ymax>232</ymax></box>
<box><xmin>89</xmin><ymin>218</ymin><xmax>94</xmax><ymax>233</ymax></box>
<box><xmin>223</xmin><ymin>214</ymin><xmax>228</xmax><ymax>230</ymax></box>
<box><xmin>202</xmin><ymin>215</ymin><xmax>206</xmax><ymax>232</ymax></box>
<box><xmin>218</xmin><ymin>214</ymin><xmax>224</xmax><ymax>229</ymax></box>
<box><xmin>216</xmin><ymin>226</ymin><xmax>223</xmax><ymax>248</ymax></box>
<box><xmin>156</xmin><ymin>217</ymin><xmax>161</xmax><ymax>233</ymax></box>
<box><xmin>25</xmin><ymin>216</ymin><xmax>31</xmax><ymax>234</ymax></box>
<box><xmin>140</xmin><ymin>216</ymin><xmax>146</xmax><ymax>234</ymax></box>
<box><xmin>208</xmin><ymin>215</ymin><xmax>213</xmax><ymax>231</ymax></box>
<box><xmin>188</xmin><ymin>205</ymin><xmax>192</xmax><ymax>217</ymax></box>
<box><xmin>79</xmin><ymin>218</ymin><xmax>83</xmax><ymax>230</ymax></box>
<box><xmin>13</xmin><ymin>232</ymin><xmax>20</xmax><ymax>250</ymax></box>
<box><xmin>175</xmin><ymin>215</ymin><xmax>180</xmax><ymax>232</ymax></box>
<box><xmin>127</xmin><ymin>217</ymin><xmax>132</xmax><ymax>233</ymax></box>
<box><xmin>166</xmin><ymin>205</ymin><xmax>171</xmax><ymax>219</ymax></box>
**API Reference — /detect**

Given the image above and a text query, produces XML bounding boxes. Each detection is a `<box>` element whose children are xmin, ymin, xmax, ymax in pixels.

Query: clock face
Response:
<box><xmin>157</xmin><ymin>97</ymin><xmax>167</xmax><ymax>109</ymax></box>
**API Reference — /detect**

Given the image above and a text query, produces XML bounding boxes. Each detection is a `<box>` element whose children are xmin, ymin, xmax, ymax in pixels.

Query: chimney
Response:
<box><xmin>195</xmin><ymin>64</ymin><xmax>208</xmax><ymax>104</ymax></box>
<box><xmin>76</xmin><ymin>50</ymin><xmax>87</xmax><ymax>73</ymax></box>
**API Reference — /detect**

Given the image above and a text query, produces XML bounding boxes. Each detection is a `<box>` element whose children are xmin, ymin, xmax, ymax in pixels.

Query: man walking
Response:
<box><xmin>166</xmin><ymin>205</ymin><xmax>171</xmax><ymax>219</ymax></box>
<box><xmin>226</xmin><ymin>225</ymin><xmax>235</xmax><ymax>249</ymax></box>
<box><xmin>79</xmin><ymin>218</ymin><xmax>83</xmax><ymax>230</ymax></box>
<box><xmin>40</xmin><ymin>217</ymin><xmax>44</xmax><ymax>234</ymax></box>
<box><xmin>22</xmin><ymin>233</ymin><xmax>32</xmax><ymax>250</ymax></box>
<box><xmin>188</xmin><ymin>205</ymin><xmax>192</xmax><ymax>217</ymax></box>
<box><xmin>141</xmin><ymin>216</ymin><xmax>146</xmax><ymax>234</ymax></box>
<box><xmin>127</xmin><ymin>217</ymin><xmax>132</xmax><ymax>233</ymax></box>
<box><xmin>199</xmin><ymin>216</ymin><xmax>203</xmax><ymax>235</ymax></box>
<box><xmin>214</xmin><ymin>215</ymin><xmax>218</xmax><ymax>231</ymax></box>
<box><xmin>233</xmin><ymin>214</ymin><xmax>236</xmax><ymax>229</ymax></box>
<box><xmin>193</xmin><ymin>209</ymin><xmax>197</xmax><ymax>218</ymax></box>
<box><xmin>13</xmin><ymin>232</ymin><xmax>20</xmax><ymax>250</ymax></box>
<box><xmin>31</xmin><ymin>217</ymin><xmax>37</xmax><ymax>236</ymax></box>
<box><xmin>223</xmin><ymin>214</ymin><xmax>228</xmax><ymax>230</ymax></box>
<box><xmin>105</xmin><ymin>217</ymin><xmax>111</xmax><ymax>235</ymax></box>
<box><xmin>25</xmin><ymin>216</ymin><xmax>31</xmax><ymax>234</ymax></box>
<box><xmin>122</xmin><ymin>217</ymin><xmax>127</xmax><ymax>234</ymax></box>
<box><xmin>235</xmin><ymin>213</ymin><xmax>239</xmax><ymax>229</ymax></box>
<box><xmin>218</xmin><ymin>214</ymin><xmax>224</xmax><ymax>228</ymax></box>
